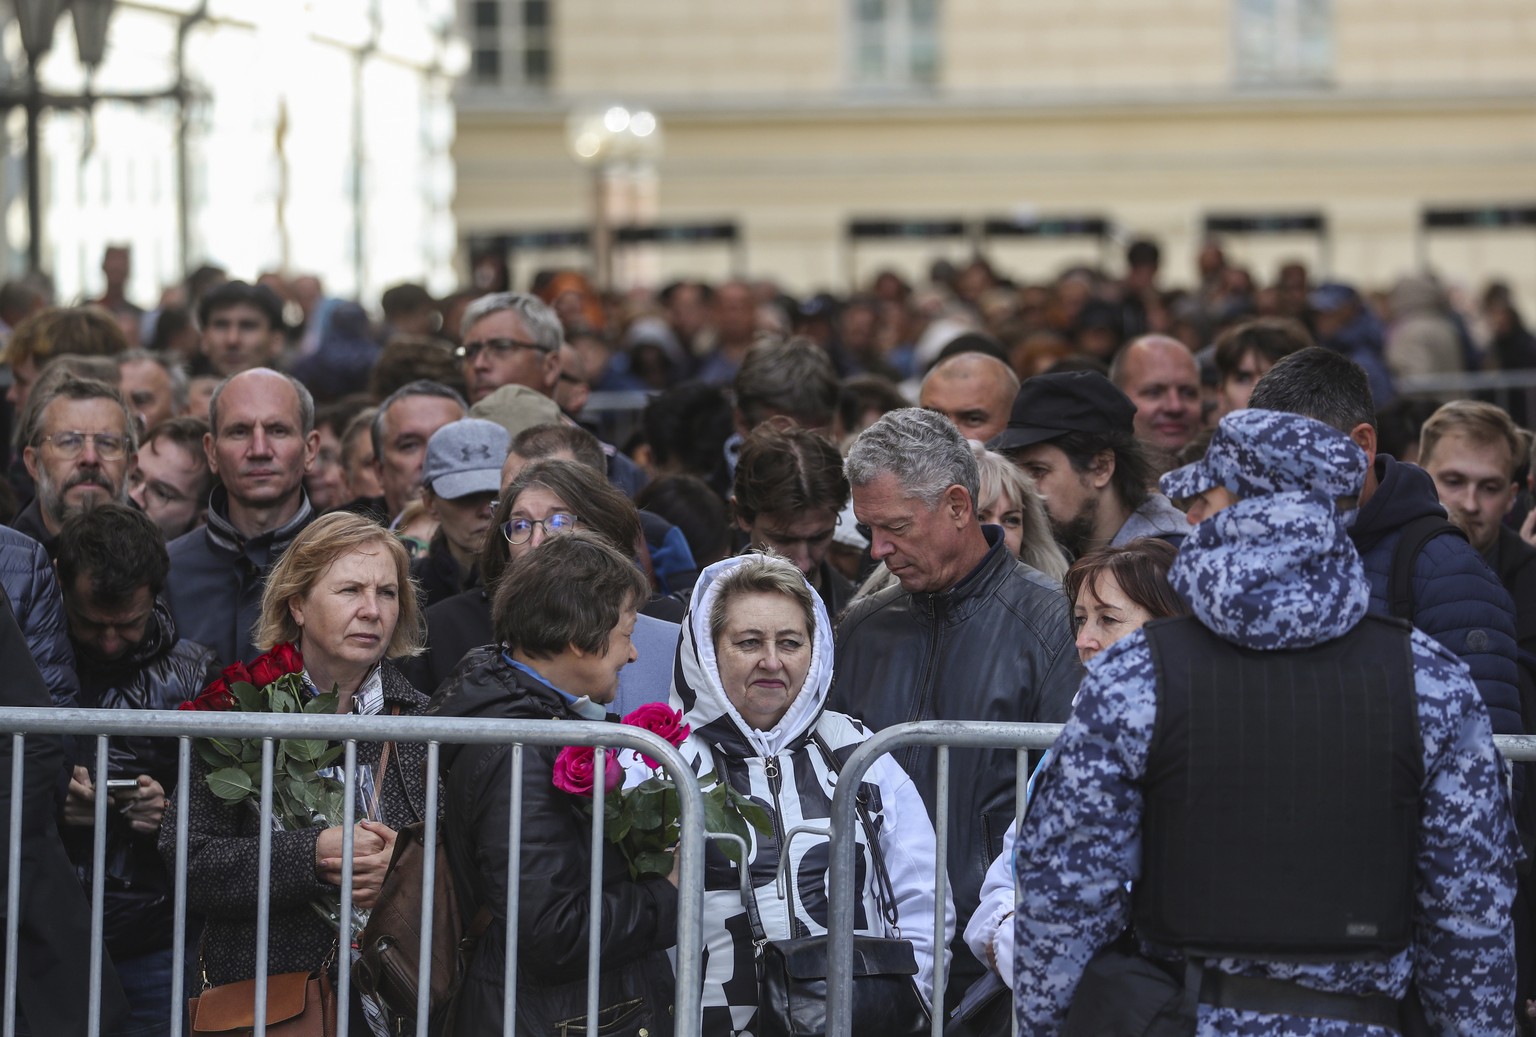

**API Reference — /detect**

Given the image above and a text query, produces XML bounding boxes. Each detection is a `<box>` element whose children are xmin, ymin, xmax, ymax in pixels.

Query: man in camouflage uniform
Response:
<box><xmin>1014</xmin><ymin>408</ymin><xmax>1518</xmax><ymax>1035</ymax></box>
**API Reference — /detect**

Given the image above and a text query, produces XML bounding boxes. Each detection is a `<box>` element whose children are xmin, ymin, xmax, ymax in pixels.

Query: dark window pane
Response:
<box><xmin>524</xmin><ymin>0</ymin><xmax>548</xmax><ymax>29</ymax></box>
<box><xmin>471</xmin><ymin>47</ymin><xmax>500</xmax><ymax>80</ymax></box>
<box><xmin>524</xmin><ymin>46</ymin><xmax>549</xmax><ymax>83</ymax></box>
<box><xmin>472</xmin><ymin>0</ymin><xmax>499</xmax><ymax>29</ymax></box>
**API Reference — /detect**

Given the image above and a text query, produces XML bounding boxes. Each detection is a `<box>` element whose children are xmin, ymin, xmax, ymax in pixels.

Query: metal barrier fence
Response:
<box><xmin>822</xmin><ymin>720</ymin><xmax>1536</xmax><ymax>1037</ymax></box>
<box><xmin>0</xmin><ymin>707</ymin><xmax>708</xmax><ymax>1037</ymax></box>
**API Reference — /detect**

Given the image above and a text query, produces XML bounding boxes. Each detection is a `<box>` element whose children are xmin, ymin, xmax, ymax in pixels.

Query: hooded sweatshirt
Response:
<box><xmin>646</xmin><ymin>556</ymin><xmax>953</xmax><ymax>1035</ymax></box>
<box><xmin>1014</xmin><ymin>443</ymin><xmax>1518</xmax><ymax>1033</ymax></box>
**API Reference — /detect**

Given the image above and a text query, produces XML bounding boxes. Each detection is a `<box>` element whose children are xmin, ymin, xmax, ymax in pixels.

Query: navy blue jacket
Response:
<box><xmin>1351</xmin><ymin>455</ymin><xmax>1522</xmax><ymax>736</ymax></box>
<box><xmin>0</xmin><ymin>524</ymin><xmax>78</xmax><ymax>708</ymax></box>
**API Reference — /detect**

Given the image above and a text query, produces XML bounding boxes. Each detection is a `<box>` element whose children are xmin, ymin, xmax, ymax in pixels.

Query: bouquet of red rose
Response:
<box><xmin>180</xmin><ymin>642</ymin><xmax>347</xmax><ymax>833</ymax></box>
<box><xmin>553</xmin><ymin>703</ymin><xmax>771</xmax><ymax>879</ymax></box>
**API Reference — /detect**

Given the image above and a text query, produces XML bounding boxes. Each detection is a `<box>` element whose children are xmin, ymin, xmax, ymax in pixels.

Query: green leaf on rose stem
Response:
<box><xmin>308</xmin><ymin>691</ymin><xmax>339</xmax><ymax>715</ymax></box>
<box><xmin>715</xmin><ymin>833</ymin><xmax>743</xmax><ymax>865</ymax></box>
<box><xmin>197</xmin><ymin>742</ymin><xmax>237</xmax><ymax>770</ymax></box>
<box><xmin>207</xmin><ymin>767</ymin><xmax>255</xmax><ymax>801</ymax></box>
<box><xmin>735</xmin><ymin>798</ymin><xmax>774</xmax><ymax>836</ymax></box>
<box><xmin>314</xmin><ymin>744</ymin><xmax>344</xmax><ymax>769</ymax></box>
<box><xmin>701</xmin><ymin>795</ymin><xmax>730</xmax><ymax>839</ymax></box>
<box><xmin>201</xmin><ymin>736</ymin><xmax>243</xmax><ymax>761</ymax></box>
<box><xmin>231</xmin><ymin>681</ymin><xmax>262</xmax><ymax>712</ymax></box>
<box><xmin>634</xmin><ymin>850</ymin><xmax>674</xmax><ymax>879</ymax></box>
<box><xmin>626</xmin><ymin>786</ymin><xmax>664</xmax><ymax>829</ymax></box>
<box><xmin>284</xmin><ymin>738</ymin><xmax>323</xmax><ymax>763</ymax></box>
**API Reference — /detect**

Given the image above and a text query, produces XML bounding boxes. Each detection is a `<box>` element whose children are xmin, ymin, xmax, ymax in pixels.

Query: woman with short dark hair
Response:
<box><xmin>429</xmin><ymin>531</ymin><xmax>678</xmax><ymax>1036</ymax></box>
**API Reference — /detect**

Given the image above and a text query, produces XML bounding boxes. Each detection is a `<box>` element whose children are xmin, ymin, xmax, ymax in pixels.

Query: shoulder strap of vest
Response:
<box><xmin>810</xmin><ymin>728</ymin><xmax>902</xmax><ymax>932</ymax></box>
<box><xmin>1388</xmin><ymin>515</ymin><xmax>1466</xmax><ymax>621</ymax></box>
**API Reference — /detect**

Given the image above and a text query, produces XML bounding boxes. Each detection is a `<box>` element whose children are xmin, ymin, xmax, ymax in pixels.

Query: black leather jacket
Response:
<box><xmin>828</xmin><ymin>528</ymin><xmax>1081</xmax><ymax>989</ymax></box>
<box><xmin>428</xmin><ymin>648</ymin><xmax>678</xmax><ymax>1037</ymax></box>
<box><xmin>64</xmin><ymin>601</ymin><xmax>218</xmax><ymax>956</ymax></box>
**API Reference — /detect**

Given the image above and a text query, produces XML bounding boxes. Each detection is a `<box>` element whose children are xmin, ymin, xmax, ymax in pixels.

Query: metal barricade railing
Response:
<box><xmin>0</xmin><ymin>707</ymin><xmax>707</xmax><ymax>1037</ymax></box>
<box><xmin>822</xmin><ymin>720</ymin><xmax>1536</xmax><ymax>1036</ymax></box>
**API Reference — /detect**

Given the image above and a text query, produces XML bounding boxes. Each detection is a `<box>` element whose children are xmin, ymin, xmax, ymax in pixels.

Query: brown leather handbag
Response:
<box><xmin>188</xmin><ymin>970</ymin><xmax>337</xmax><ymax>1037</ymax></box>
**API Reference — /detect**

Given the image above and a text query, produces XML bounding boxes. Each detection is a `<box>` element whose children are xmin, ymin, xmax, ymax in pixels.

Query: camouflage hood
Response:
<box><xmin>1162</xmin><ymin>410</ymin><xmax>1370</xmax><ymax>650</ymax></box>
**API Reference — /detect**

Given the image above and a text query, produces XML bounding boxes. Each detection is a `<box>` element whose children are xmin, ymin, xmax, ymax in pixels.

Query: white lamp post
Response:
<box><xmin>566</xmin><ymin>104</ymin><xmax>662</xmax><ymax>292</ymax></box>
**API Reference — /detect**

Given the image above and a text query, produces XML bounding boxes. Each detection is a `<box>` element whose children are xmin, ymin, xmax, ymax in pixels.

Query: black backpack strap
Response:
<box><xmin>1388</xmin><ymin>515</ymin><xmax>1466</xmax><ymax>621</ymax></box>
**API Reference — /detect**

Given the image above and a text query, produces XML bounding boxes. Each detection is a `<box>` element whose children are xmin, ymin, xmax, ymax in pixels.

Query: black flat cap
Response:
<box><xmin>986</xmin><ymin>370</ymin><xmax>1137</xmax><ymax>452</ymax></box>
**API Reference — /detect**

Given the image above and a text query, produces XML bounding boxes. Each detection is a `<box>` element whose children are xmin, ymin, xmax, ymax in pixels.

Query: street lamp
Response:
<box><xmin>566</xmin><ymin>104</ymin><xmax>662</xmax><ymax>292</ymax></box>
<box><xmin>11</xmin><ymin>0</ymin><xmax>118</xmax><ymax>273</ymax></box>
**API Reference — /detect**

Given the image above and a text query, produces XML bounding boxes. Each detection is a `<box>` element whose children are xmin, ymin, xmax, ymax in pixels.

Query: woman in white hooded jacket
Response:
<box><xmin>633</xmin><ymin>553</ymin><xmax>952</xmax><ymax>1036</ymax></box>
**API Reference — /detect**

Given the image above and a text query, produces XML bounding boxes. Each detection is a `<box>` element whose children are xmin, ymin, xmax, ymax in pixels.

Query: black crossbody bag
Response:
<box><xmin>731</xmin><ymin>733</ymin><xmax>932</xmax><ymax>1037</ymax></box>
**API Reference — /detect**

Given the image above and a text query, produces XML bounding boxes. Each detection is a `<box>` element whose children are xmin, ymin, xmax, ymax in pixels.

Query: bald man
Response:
<box><xmin>919</xmin><ymin>352</ymin><xmax>1021</xmax><ymax>443</ymax></box>
<box><xmin>1110</xmin><ymin>334</ymin><xmax>1201</xmax><ymax>454</ymax></box>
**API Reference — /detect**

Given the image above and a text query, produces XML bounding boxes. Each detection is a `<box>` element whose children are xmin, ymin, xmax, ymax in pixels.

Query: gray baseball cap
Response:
<box><xmin>421</xmin><ymin>418</ymin><xmax>510</xmax><ymax>499</ymax></box>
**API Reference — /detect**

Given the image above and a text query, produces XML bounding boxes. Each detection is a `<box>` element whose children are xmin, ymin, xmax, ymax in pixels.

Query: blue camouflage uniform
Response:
<box><xmin>1013</xmin><ymin>408</ymin><xmax>1520</xmax><ymax>1036</ymax></box>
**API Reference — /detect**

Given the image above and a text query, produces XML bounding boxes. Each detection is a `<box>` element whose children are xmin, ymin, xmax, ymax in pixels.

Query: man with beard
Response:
<box><xmin>11</xmin><ymin>374</ymin><xmax>136</xmax><ymax>557</ymax></box>
<box><xmin>165</xmin><ymin>369</ymin><xmax>319</xmax><ymax>664</ymax></box>
<box><xmin>990</xmin><ymin>371</ymin><xmax>1186</xmax><ymax>559</ymax></box>
<box><xmin>56</xmin><ymin>502</ymin><xmax>216</xmax><ymax>1035</ymax></box>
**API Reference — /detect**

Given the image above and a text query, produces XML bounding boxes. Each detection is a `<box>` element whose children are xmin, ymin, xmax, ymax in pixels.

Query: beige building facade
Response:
<box><xmin>455</xmin><ymin>0</ymin><xmax>1536</xmax><ymax>303</ymax></box>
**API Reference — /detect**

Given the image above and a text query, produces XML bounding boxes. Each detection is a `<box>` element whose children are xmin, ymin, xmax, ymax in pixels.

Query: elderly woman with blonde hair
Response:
<box><xmin>162</xmin><ymin>512</ymin><xmax>434</xmax><ymax>1032</ymax></box>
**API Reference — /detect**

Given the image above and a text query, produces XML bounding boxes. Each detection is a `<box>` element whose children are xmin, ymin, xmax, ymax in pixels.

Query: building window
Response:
<box><xmin>1233</xmin><ymin>0</ymin><xmax>1331</xmax><ymax>86</ymax></box>
<box><xmin>850</xmin><ymin>0</ymin><xmax>940</xmax><ymax>89</ymax></box>
<box><xmin>464</xmin><ymin>0</ymin><xmax>551</xmax><ymax>90</ymax></box>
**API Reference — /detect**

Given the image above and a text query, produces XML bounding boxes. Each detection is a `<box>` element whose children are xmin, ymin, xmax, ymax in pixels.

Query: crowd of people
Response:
<box><xmin>0</xmin><ymin>236</ymin><xmax>1531</xmax><ymax>1036</ymax></box>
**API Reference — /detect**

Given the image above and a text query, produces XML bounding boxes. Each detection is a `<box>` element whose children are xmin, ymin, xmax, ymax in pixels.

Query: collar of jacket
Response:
<box><xmin>421</xmin><ymin>529</ymin><xmax>478</xmax><ymax>593</ymax></box>
<box><xmin>906</xmin><ymin>525</ymin><xmax>1012</xmax><ymax>626</ymax></box>
<box><xmin>201</xmin><ymin>485</ymin><xmax>314</xmax><ymax>563</ymax></box>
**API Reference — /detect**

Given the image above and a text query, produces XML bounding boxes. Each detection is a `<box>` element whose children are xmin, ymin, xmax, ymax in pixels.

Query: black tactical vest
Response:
<box><xmin>1133</xmin><ymin>614</ymin><xmax>1422</xmax><ymax>960</ymax></box>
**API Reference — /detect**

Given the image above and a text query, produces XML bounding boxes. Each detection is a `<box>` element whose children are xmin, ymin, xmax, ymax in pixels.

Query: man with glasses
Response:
<box><xmin>457</xmin><ymin>292</ymin><xmax>562</xmax><ymax>404</ymax></box>
<box><xmin>12</xmin><ymin>374</ymin><xmax>136</xmax><ymax>557</ymax></box>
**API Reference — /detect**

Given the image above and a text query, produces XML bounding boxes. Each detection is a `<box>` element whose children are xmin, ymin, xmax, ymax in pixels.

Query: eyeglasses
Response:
<box><xmin>456</xmin><ymin>338</ymin><xmax>551</xmax><ymax>362</ymax></box>
<box><xmin>40</xmin><ymin>431</ymin><xmax>129</xmax><ymax>460</ymax></box>
<box><xmin>502</xmin><ymin>512</ymin><xmax>582</xmax><ymax>545</ymax></box>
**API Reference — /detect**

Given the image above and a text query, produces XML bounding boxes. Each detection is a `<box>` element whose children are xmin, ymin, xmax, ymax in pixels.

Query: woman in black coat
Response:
<box><xmin>160</xmin><ymin>513</ymin><xmax>434</xmax><ymax>1033</ymax></box>
<box><xmin>428</xmin><ymin>531</ymin><xmax>678</xmax><ymax>1037</ymax></box>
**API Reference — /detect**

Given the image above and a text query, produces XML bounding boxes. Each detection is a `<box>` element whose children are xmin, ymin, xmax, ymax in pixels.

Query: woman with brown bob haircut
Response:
<box><xmin>1064</xmin><ymin>537</ymin><xmax>1187</xmax><ymax>664</ymax></box>
<box><xmin>164</xmin><ymin>512</ymin><xmax>434</xmax><ymax>1030</ymax></box>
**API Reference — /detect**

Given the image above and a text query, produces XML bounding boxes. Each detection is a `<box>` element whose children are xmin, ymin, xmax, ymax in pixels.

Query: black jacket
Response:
<box><xmin>1486</xmin><ymin>523</ymin><xmax>1536</xmax><ymax>656</ymax></box>
<box><xmin>828</xmin><ymin>527</ymin><xmax>1081</xmax><ymax>991</ymax></box>
<box><xmin>165</xmin><ymin>487</ymin><xmax>316</xmax><ymax>667</ymax></box>
<box><xmin>399</xmin><ymin>587</ymin><xmax>493</xmax><ymax>698</ymax></box>
<box><xmin>64</xmin><ymin>601</ymin><xmax>218</xmax><ymax>956</ymax></box>
<box><xmin>8</xmin><ymin>496</ymin><xmax>55</xmax><ymax>558</ymax></box>
<box><xmin>0</xmin><ymin>590</ymin><xmax>129</xmax><ymax>1032</ymax></box>
<box><xmin>428</xmin><ymin>648</ymin><xmax>677</xmax><ymax>1037</ymax></box>
<box><xmin>410</xmin><ymin>531</ymin><xmax>479</xmax><ymax>611</ymax></box>
<box><xmin>159</xmin><ymin>662</ymin><xmax>432</xmax><ymax>986</ymax></box>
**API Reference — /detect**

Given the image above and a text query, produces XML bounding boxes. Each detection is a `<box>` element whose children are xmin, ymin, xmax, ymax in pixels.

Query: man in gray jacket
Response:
<box><xmin>830</xmin><ymin>407</ymin><xmax>1081</xmax><ymax>1004</ymax></box>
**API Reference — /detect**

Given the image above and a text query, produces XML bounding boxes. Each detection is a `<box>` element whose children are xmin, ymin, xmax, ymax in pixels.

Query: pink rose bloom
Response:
<box><xmin>551</xmin><ymin>745</ymin><xmax>624</xmax><ymax>797</ymax></box>
<box><xmin>621</xmin><ymin>703</ymin><xmax>691</xmax><ymax>769</ymax></box>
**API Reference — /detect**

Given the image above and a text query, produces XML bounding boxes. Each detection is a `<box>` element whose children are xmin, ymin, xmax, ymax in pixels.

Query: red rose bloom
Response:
<box><xmin>551</xmin><ymin>745</ymin><xmax>623</xmax><ymax>798</ymax></box>
<box><xmin>221</xmin><ymin>661</ymin><xmax>254</xmax><ymax>687</ymax></box>
<box><xmin>269</xmin><ymin>642</ymin><xmax>304</xmax><ymax>676</ymax></box>
<box><xmin>621</xmin><ymin>704</ymin><xmax>691</xmax><ymax>769</ymax></box>
<box><xmin>248</xmin><ymin>653</ymin><xmax>285</xmax><ymax>687</ymax></box>
<box><xmin>183</xmin><ymin>677</ymin><xmax>234</xmax><ymax>711</ymax></box>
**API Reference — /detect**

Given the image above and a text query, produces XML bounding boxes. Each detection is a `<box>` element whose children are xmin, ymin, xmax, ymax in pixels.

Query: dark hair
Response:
<box><xmin>932</xmin><ymin>331</ymin><xmax>1010</xmax><ymax>370</ymax></box>
<box><xmin>314</xmin><ymin>394</ymin><xmax>373</xmax><ymax>440</ymax></box>
<box><xmin>369</xmin><ymin>336</ymin><xmax>465</xmax><ymax>401</ymax></box>
<box><xmin>512</xmin><ymin>423</ymin><xmax>604</xmax><ymax>473</ymax></box>
<box><xmin>143</xmin><ymin>415</ymin><xmax>214</xmax><ymax>501</ymax></box>
<box><xmin>1375</xmin><ymin>397</ymin><xmax>1440</xmax><ymax>461</ymax></box>
<box><xmin>633</xmin><ymin>475</ymin><xmax>732</xmax><ymax>566</ymax></box>
<box><xmin>481</xmin><ymin>459</ymin><xmax>642</xmax><ymax>591</ymax></box>
<box><xmin>380</xmin><ymin>283</ymin><xmax>434</xmax><ymax>319</ymax></box>
<box><xmin>1212</xmin><ymin>318</ymin><xmax>1313</xmax><ymax>382</ymax></box>
<box><xmin>493</xmin><ymin>529</ymin><xmax>648</xmax><ymax>656</ymax></box>
<box><xmin>733</xmin><ymin>422</ymin><xmax>849</xmax><ymax>524</ymax></box>
<box><xmin>837</xmin><ymin>375</ymin><xmax>908</xmax><ymax>437</ymax></box>
<box><xmin>1051</xmin><ymin>428</ymin><xmax>1153</xmax><ymax>512</ymax></box>
<box><xmin>1126</xmin><ymin>239</ymin><xmax>1161</xmax><ymax>269</ymax></box>
<box><xmin>196</xmin><ymin>280</ymin><xmax>283</xmax><ymax>332</ymax></box>
<box><xmin>1064</xmin><ymin>538</ymin><xmax>1186</xmax><ymax>622</ymax></box>
<box><xmin>641</xmin><ymin>381</ymin><xmax>734</xmax><ymax>482</ymax></box>
<box><xmin>370</xmin><ymin>379</ymin><xmax>467</xmax><ymax>457</ymax></box>
<box><xmin>734</xmin><ymin>336</ymin><xmax>840</xmax><ymax>430</ymax></box>
<box><xmin>56</xmin><ymin>502</ymin><xmax>170</xmax><ymax>603</ymax></box>
<box><xmin>147</xmin><ymin>306</ymin><xmax>193</xmax><ymax>353</ymax></box>
<box><xmin>1247</xmin><ymin>345</ymin><xmax>1376</xmax><ymax>433</ymax></box>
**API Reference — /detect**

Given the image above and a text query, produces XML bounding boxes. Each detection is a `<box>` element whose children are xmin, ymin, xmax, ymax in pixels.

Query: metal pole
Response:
<box><xmin>24</xmin><ymin>73</ymin><xmax>42</xmax><ymax>274</ymax></box>
<box><xmin>592</xmin><ymin>165</ymin><xmax>611</xmax><ymax>293</ymax></box>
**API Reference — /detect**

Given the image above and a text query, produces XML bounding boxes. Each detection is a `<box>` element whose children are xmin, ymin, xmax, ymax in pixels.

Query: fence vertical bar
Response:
<box><xmin>1013</xmin><ymin>747</ymin><xmax>1029</xmax><ymax>1037</ymax></box>
<box><xmin>415</xmin><ymin>741</ymin><xmax>441</xmax><ymax>1034</ymax></box>
<box><xmin>931</xmin><ymin>746</ymin><xmax>949</xmax><ymax>1036</ymax></box>
<box><xmin>586</xmin><ymin>746</ymin><xmax>607</xmax><ymax>1034</ymax></box>
<box><xmin>503</xmin><ymin>743</ymin><xmax>524</xmax><ymax>1036</ymax></box>
<box><xmin>337</xmin><ymin>741</ymin><xmax>357</xmax><ymax>1037</ymax></box>
<box><xmin>89</xmin><ymin>735</ymin><xmax>109</xmax><ymax>1037</ymax></box>
<box><xmin>3</xmin><ymin>735</ymin><xmax>23</xmax><ymax>1037</ymax></box>
<box><xmin>170</xmin><ymin>737</ymin><xmax>191</xmax><ymax>1037</ymax></box>
<box><xmin>253</xmin><ymin>738</ymin><xmax>275</xmax><ymax>1037</ymax></box>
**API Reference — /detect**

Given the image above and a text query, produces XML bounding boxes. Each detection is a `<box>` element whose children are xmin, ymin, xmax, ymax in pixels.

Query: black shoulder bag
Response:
<box><xmin>737</xmin><ymin>733</ymin><xmax>932</xmax><ymax>1037</ymax></box>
